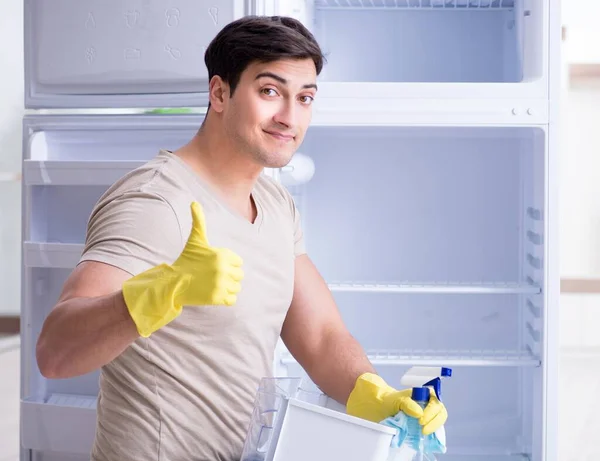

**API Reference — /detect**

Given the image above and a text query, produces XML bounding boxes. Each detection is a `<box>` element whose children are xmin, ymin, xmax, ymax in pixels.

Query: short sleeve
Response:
<box><xmin>291</xmin><ymin>198</ymin><xmax>305</xmax><ymax>257</ymax></box>
<box><xmin>78</xmin><ymin>191</ymin><xmax>184</xmax><ymax>276</ymax></box>
<box><xmin>275</xmin><ymin>185</ymin><xmax>305</xmax><ymax>257</ymax></box>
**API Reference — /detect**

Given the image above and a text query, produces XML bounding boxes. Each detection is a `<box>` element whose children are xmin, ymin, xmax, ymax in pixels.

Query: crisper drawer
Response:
<box><xmin>276</xmin><ymin>0</ymin><xmax>551</xmax><ymax>104</ymax></box>
<box><xmin>23</xmin><ymin>0</ymin><xmax>249</xmax><ymax>108</ymax></box>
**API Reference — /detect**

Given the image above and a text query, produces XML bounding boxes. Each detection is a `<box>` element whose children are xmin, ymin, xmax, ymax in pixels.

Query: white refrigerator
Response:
<box><xmin>19</xmin><ymin>1</ymin><xmax>561</xmax><ymax>460</ymax></box>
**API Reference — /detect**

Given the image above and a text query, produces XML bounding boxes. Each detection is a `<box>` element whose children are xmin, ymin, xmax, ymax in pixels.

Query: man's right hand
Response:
<box><xmin>122</xmin><ymin>201</ymin><xmax>244</xmax><ymax>338</ymax></box>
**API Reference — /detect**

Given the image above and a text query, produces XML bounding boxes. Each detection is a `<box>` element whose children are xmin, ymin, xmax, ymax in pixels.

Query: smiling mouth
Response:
<box><xmin>264</xmin><ymin>130</ymin><xmax>295</xmax><ymax>142</ymax></box>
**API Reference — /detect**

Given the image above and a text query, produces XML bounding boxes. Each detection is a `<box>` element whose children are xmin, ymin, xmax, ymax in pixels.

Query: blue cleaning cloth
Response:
<box><xmin>380</xmin><ymin>411</ymin><xmax>446</xmax><ymax>454</ymax></box>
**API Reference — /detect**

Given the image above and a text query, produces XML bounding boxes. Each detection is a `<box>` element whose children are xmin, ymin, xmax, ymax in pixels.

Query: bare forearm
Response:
<box><xmin>36</xmin><ymin>290</ymin><xmax>139</xmax><ymax>379</ymax></box>
<box><xmin>305</xmin><ymin>330</ymin><xmax>376</xmax><ymax>406</ymax></box>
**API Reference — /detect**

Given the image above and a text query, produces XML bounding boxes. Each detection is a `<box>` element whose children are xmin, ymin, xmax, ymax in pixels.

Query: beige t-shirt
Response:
<box><xmin>79</xmin><ymin>150</ymin><xmax>305</xmax><ymax>461</ymax></box>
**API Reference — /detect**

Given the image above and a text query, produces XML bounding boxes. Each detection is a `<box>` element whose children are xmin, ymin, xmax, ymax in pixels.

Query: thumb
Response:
<box><xmin>187</xmin><ymin>202</ymin><xmax>210</xmax><ymax>245</ymax></box>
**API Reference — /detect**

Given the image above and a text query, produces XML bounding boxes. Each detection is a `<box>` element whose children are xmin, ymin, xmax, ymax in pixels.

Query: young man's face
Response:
<box><xmin>220</xmin><ymin>58</ymin><xmax>318</xmax><ymax>168</ymax></box>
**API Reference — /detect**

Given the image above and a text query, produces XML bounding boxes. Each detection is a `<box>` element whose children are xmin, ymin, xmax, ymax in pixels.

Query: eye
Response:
<box><xmin>299</xmin><ymin>95</ymin><xmax>315</xmax><ymax>105</ymax></box>
<box><xmin>261</xmin><ymin>87</ymin><xmax>279</xmax><ymax>97</ymax></box>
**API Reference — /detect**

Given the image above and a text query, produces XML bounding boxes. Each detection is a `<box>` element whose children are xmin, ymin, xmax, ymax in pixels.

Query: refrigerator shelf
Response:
<box><xmin>328</xmin><ymin>281</ymin><xmax>541</xmax><ymax>294</ymax></box>
<box><xmin>23</xmin><ymin>160</ymin><xmax>142</xmax><ymax>186</ymax></box>
<box><xmin>281</xmin><ymin>349</ymin><xmax>540</xmax><ymax>367</ymax></box>
<box><xmin>22</xmin><ymin>242</ymin><xmax>542</xmax><ymax>296</ymax></box>
<box><xmin>314</xmin><ymin>0</ymin><xmax>516</xmax><ymax>10</ymax></box>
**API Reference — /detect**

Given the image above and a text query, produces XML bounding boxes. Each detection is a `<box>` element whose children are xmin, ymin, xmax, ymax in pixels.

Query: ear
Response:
<box><xmin>208</xmin><ymin>76</ymin><xmax>229</xmax><ymax>113</ymax></box>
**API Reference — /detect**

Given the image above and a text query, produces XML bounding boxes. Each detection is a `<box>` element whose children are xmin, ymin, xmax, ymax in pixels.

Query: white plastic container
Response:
<box><xmin>270</xmin><ymin>399</ymin><xmax>396</xmax><ymax>461</ymax></box>
<box><xmin>240</xmin><ymin>377</ymin><xmax>396</xmax><ymax>461</ymax></box>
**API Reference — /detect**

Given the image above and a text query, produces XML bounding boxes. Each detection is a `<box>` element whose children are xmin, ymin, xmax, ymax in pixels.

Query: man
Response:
<box><xmin>35</xmin><ymin>15</ymin><xmax>447</xmax><ymax>461</ymax></box>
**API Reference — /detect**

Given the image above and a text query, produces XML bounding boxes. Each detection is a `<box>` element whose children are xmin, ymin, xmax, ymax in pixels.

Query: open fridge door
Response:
<box><xmin>20</xmin><ymin>1</ymin><xmax>260</xmax><ymax>460</ymax></box>
<box><xmin>23</xmin><ymin>0</ymin><xmax>250</xmax><ymax>109</ymax></box>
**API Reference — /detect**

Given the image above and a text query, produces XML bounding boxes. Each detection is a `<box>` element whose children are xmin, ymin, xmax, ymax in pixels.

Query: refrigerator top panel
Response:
<box><xmin>24</xmin><ymin>0</ymin><xmax>247</xmax><ymax>109</ymax></box>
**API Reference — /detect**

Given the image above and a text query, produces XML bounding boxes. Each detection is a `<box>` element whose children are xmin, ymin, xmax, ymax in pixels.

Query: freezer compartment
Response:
<box><xmin>308</xmin><ymin>0</ymin><xmax>543</xmax><ymax>84</ymax></box>
<box><xmin>293</xmin><ymin>125</ymin><xmax>546</xmax><ymax>286</ymax></box>
<box><xmin>281</xmin><ymin>362</ymin><xmax>540</xmax><ymax>459</ymax></box>
<box><xmin>24</xmin><ymin>0</ymin><xmax>247</xmax><ymax>108</ymax></box>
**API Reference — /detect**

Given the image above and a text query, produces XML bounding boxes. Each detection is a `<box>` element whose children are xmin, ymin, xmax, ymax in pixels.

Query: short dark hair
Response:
<box><xmin>204</xmin><ymin>15</ymin><xmax>326</xmax><ymax>96</ymax></box>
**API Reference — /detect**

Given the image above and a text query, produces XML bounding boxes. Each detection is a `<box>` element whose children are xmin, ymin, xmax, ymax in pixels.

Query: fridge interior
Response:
<box><xmin>22</xmin><ymin>120</ymin><xmax>546</xmax><ymax>460</ymax></box>
<box><xmin>307</xmin><ymin>0</ymin><xmax>543</xmax><ymax>84</ymax></box>
<box><xmin>282</xmin><ymin>125</ymin><xmax>546</xmax><ymax>459</ymax></box>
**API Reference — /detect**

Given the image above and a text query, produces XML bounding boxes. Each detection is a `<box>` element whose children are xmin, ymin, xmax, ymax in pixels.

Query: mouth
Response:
<box><xmin>264</xmin><ymin>130</ymin><xmax>295</xmax><ymax>142</ymax></box>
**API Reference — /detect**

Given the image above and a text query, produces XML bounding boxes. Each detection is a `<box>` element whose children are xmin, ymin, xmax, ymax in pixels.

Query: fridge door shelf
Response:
<box><xmin>21</xmin><ymin>394</ymin><xmax>98</xmax><ymax>456</ymax></box>
<box><xmin>23</xmin><ymin>159</ymin><xmax>301</xmax><ymax>188</ymax></box>
<box><xmin>23</xmin><ymin>160</ymin><xmax>143</xmax><ymax>186</ymax></box>
<box><xmin>24</xmin><ymin>242</ymin><xmax>86</xmax><ymax>269</ymax></box>
<box><xmin>280</xmin><ymin>349</ymin><xmax>541</xmax><ymax>367</ymax></box>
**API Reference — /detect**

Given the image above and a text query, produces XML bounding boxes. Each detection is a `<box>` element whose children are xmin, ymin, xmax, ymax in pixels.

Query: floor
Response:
<box><xmin>0</xmin><ymin>335</ymin><xmax>20</xmax><ymax>461</ymax></box>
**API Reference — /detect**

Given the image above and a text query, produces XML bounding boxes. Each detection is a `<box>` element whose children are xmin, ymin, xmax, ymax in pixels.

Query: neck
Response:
<box><xmin>174</xmin><ymin>113</ymin><xmax>263</xmax><ymax>220</ymax></box>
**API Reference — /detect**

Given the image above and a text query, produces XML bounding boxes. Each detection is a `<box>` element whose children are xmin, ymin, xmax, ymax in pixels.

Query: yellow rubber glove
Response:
<box><xmin>346</xmin><ymin>373</ymin><xmax>448</xmax><ymax>435</ymax></box>
<box><xmin>122</xmin><ymin>201</ymin><xmax>244</xmax><ymax>337</ymax></box>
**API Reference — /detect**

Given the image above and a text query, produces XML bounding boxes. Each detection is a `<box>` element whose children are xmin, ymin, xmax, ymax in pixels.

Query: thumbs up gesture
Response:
<box><xmin>172</xmin><ymin>202</ymin><xmax>244</xmax><ymax>307</ymax></box>
<box><xmin>122</xmin><ymin>201</ymin><xmax>245</xmax><ymax>338</ymax></box>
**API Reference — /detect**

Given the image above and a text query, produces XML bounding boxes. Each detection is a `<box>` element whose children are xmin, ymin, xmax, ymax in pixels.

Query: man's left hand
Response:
<box><xmin>346</xmin><ymin>372</ymin><xmax>448</xmax><ymax>435</ymax></box>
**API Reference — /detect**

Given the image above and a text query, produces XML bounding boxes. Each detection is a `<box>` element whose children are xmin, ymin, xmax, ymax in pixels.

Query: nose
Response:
<box><xmin>273</xmin><ymin>99</ymin><xmax>296</xmax><ymax>129</ymax></box>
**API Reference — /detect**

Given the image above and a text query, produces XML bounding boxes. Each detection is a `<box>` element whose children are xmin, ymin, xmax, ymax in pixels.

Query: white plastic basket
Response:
<box><xmin>240</xmin><ymin>377</ymin><xmax>396</xmax><ymax>461</ymax></box>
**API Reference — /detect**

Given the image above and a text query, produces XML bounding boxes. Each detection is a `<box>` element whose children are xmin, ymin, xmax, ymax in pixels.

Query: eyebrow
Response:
<box><xmin>255</xmin><ymin>71</ymin><xmax>318</xmax><ymax>91</ymax></box>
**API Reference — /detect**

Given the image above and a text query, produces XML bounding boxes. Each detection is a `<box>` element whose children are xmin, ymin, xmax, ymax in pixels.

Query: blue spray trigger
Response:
<box><xmin>424</xmin><ymin>368</ymin><xmax>451</xmax><ymax>400</ymax></box>
<box><xmin>424</xmin><ymin>377</ymin><xmax>441</xmax><ymax>400</ymax></box>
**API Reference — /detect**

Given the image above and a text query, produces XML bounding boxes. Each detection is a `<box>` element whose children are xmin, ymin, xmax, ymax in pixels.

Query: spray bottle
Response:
<box><xmin>400</xmin><ymin>366</ymin><xmax>452</xmax><ymax>400</ymax></box>
<box><xmin>385</xmin><ymin>366</ymin><xmax>452</xmax><ymax>461</ymax></box>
